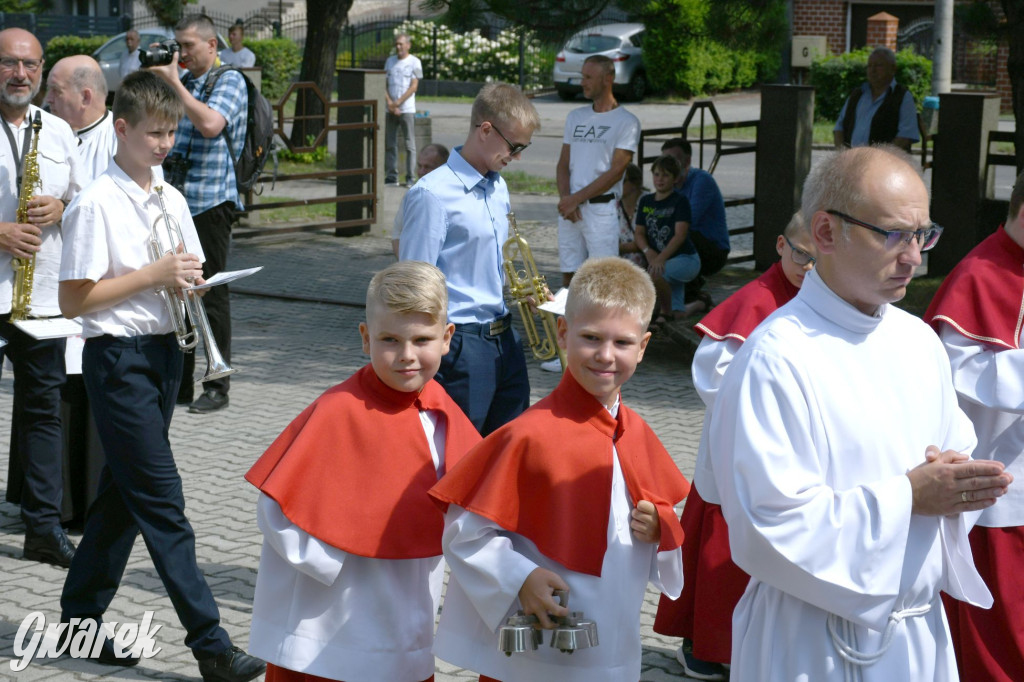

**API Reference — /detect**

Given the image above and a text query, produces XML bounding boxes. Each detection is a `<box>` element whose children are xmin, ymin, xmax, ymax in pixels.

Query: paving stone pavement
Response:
<box><xmin>0</xmin><ymin>198</ymin><xmax>756</xmax><ymax>680</ymax></box>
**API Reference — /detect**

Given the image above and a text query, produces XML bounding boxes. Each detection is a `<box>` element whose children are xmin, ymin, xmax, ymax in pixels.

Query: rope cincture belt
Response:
<box><xmin>827</xmin><ymin>603</ymin><xmax>932</xmax><ymax>682</ymax></box>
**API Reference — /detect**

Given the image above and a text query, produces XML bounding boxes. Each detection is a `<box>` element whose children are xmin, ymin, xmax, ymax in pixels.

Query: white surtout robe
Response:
<box><xmin>247</xmin><ymin>412</ymin><xmax>447</xmax><ymax>682</ymax></box>
<box><xmin>433</xmin><ymin>419</ymin><xmax>683</xmax><ymax>682</ymax></box>
<box><xmin>711</xmin><ymin>270</ymin><xmax>991</xmax><ymax>682</ymax></box>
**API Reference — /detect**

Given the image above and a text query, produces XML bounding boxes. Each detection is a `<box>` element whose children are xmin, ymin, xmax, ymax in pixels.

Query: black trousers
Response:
<box><xmin>61</xmin><ymin>333</ymin><xmax>231</xmax><ymax>659</ymax></box>
<box><xmin>181</xmin><ymin>201</ymin><xmax>234</xmax><ymax>397</ymax></box>
<box><xmin>0</xmin><ymin>316</ymin><xmax>66</xmax><ymax>535</ymax></box>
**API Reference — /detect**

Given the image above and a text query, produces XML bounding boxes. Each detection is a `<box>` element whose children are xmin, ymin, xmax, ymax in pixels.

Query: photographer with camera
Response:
<box><xmin>146</xmin><ymin>14</ymin><xmax>246</xmax><ymax>414</ymax></box>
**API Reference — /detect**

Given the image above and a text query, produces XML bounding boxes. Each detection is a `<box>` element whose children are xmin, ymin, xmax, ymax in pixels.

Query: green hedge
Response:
<box><xmin>810</xmin><ymin>47</ymin><xmax>932</xmax><ymax>122</ymax></box>
<box><xmin>246</xmin><ymin>38</ymin><xmax>301</xmax><ymax>102</ymax></box>
<box><xmin>44</xmin><ymin>35</ymin><xmax>111</xmax><ymax>70</ymax></box>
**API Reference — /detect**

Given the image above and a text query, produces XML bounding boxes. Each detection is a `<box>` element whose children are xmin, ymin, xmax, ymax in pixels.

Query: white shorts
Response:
<box><xmin>557</xmin><ymin>201</ymin><xmax>619</xmax><ymax>273</ymax></box>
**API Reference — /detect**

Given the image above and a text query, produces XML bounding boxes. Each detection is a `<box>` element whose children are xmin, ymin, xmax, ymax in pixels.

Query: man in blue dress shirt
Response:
<box><xmin>399</xmin><ymin>83</ymin><xmax>541</xmax><ymax>435</ymax></box>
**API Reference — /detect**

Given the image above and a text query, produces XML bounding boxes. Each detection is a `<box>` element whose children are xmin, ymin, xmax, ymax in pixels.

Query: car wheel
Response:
<box><xmin>556</xmin><ymin>87</ymin><xmax>577</xmax><ymax>101</ymax></box>
<box><xmin>626</xmin><ymin>71</ymin><xmax>647</xmax><ymax>102</ymax></box>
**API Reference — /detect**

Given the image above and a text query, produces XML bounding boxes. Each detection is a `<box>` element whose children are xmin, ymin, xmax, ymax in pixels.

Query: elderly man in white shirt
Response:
<box><xmin>711</xmin><ymin>146</ymin><xmax>1013</xmax><ymax>682</ymax></box>
<box><xmin>118</xmin><ymin>30</ymin><xmax>141</xmax><ymax>81</ymax></box>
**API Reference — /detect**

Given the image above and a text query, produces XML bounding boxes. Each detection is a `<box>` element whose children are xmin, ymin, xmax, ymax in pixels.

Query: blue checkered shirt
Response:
<box><xmin>172</xmin><ymin>68</ymin><xmax>247</xmax><ymax>213</ymax></box>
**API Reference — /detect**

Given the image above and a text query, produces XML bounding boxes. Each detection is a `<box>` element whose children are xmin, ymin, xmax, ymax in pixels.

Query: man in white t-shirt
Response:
<box><xmin>118</xmin><ymin>30</ymin><xmax>140</xmax><ymax>81</ymax></box>
<box><xmin>556</xmin><ymin>54</ymin><xmax>639</xmax><ymax>288</ymax></box>
<box><xmin>219</xmin><ymin>24</ymin><xmax>256</xmax><ymax>69</ymax></box>
<box><xmin>384</xmin><ymin>33</ymin><xmax>423</xmax><ymax>186</ymax></box>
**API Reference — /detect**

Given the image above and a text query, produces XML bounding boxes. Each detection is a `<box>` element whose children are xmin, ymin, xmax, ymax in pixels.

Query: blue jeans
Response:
<box><xmin>664</xmin><ymin>252</ymin><xmax>702</xmax><ymax>311</ymax></box>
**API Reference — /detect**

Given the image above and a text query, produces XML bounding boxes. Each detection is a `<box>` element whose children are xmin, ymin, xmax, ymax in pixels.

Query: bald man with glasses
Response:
<box><xmin>709</xmin><ymin>146</ymin><xmax>1011</xmax><ymax>682</ymax></box>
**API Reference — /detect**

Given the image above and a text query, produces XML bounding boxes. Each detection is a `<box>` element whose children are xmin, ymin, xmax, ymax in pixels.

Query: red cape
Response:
<box><xmin>694</xmin><ymin>261</ymin><xmax>798</xmax><ymax>342</ymax></box>
<box><xmin>925</xmin><ymin>226</ymin><xmax>1024</xmax><ymax>350</ymax></box>
<box><xmin>429</xmin><ymin>371</ymin><xmax>690</xmax><ymax>577</ymax></box>
<box><xmin>245</xmin><ymin>364</ymin><xmax>481</xmax><ymax>559</ymax></box>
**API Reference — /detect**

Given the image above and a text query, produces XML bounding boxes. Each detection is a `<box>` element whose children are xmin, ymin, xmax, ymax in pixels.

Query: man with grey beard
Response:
<box><xmin>0</xmin><ymin>28</ymin><xmax>82</xmax><ymax>568</ymax></box>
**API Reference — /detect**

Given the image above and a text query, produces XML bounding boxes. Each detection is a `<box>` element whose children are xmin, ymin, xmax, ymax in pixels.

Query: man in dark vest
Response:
<box><xmin>833</xmin><ymin>47</ymin><xmax>918</xmax><ymax>152</ymax></box>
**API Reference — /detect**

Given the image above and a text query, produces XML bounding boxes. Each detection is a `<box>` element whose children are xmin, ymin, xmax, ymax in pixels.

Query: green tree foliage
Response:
<box><xmin>247</xmin><ymin>38</ymin><xmax>301</xmax><ymax>101</ymax></box>
<box><xmin>809</xmin><ymin>47</ymin><xmax>932</xmax><ymax>122</ymax></box>
<box><xmin>44</xmin><ymin>35</ymin><xmax>111</xmax><ymax>64</ymax></box>
<box><xmin>0</xmin><ymin>0</ymin><xmax>44</xmax><ymax>11</ymax></box>
<box><xmin>618</xmin><ymin>0</ymin><xmax>786</xmax><ymax>96</ymax></box>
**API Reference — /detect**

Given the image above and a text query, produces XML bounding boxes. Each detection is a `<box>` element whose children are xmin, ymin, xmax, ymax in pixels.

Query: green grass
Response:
<box><xmin>893</xmin><ymin>275</ymin><xmax>943</xmax><ymax>318</ymax></box>
<box><xmin>247</xmin><ymin>195</ymin><xmax>337</xmax><ymax>223</ymax></box>
<box><xmin>503</xmin><ymin>170</ymin><xmax>558</xmax><ymax>195</ymax></box>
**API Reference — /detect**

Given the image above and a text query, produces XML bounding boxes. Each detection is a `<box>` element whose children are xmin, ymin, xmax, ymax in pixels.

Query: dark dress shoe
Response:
<box><xmin>24</xmin><ymin>527</ymin><xmax>76</xmax><ymax>568</ymax></box>
<box><xmin>94</xmin><ymin>638</ymin><xmax>141</xmax><ymax>667</ymax></box>
<box><xmin>198</xmin><ymin>646</ymin><xmax>265</xmax><ymax>682</ymax></box>
<box><xmin>189</xmin><ymin>389</ymin><xmax>229</xmax><ymax>414</ymax></box>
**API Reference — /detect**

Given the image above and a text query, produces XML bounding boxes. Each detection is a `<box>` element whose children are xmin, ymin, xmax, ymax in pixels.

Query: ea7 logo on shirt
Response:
<box><xmin>572</xmin><ymin>125</ymin><xmax>612</xmax><ymax>142</ymax></box>
<box><xmin>10</xmin><ymin>611</ymin><xmax>162</xmax><ymax>671</ymax></box>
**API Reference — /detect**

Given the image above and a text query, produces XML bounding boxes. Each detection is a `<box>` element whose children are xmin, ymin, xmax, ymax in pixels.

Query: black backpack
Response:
<box><xmin>202</xmin><ymin>66</ymin><xmax>275</xmax><ymax>194</ymax></box>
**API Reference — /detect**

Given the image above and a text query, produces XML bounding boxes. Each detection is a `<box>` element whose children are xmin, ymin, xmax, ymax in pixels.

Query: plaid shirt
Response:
<box><xmin>173</xmin><ymin>67</ymin><xmax>247</xmax><ymax>213</ymax></box>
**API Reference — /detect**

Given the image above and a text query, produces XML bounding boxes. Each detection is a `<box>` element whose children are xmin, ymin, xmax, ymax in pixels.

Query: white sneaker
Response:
<box><xmin>540</xmin><ymin>358</ymin><xmax>562</xmax><ymax>372</ymax></box>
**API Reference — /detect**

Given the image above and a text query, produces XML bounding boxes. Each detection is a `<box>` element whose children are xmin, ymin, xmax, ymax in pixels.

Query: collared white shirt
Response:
<box><xmin>75</xmin><ymin>110</ymin><xmax>118</xmax><ymax>187</ymax></box>
<box><xmin>60</xmin><ymin>161</ymin><xmax>204</xmax><ymax>338</ymax></box>
<box><xmin>0</xmin><ymin>105</ymin><xmax>81</xmax><ymax>316</ymax></box>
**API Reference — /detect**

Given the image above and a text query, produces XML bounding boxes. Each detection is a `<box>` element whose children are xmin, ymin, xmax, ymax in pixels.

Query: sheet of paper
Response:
<box><xmin>537</xmin><ymin>287</ymin><xmax>569</xmax><ymax>317</ymax></box>
<box><xmin>185</xmin><ymin>266</ymin><xmax>263</xmax><ymax>291</ymax></box>
<box><xmin>12</xmin><ymin>317</ymin><xmax>84</xmax><ymax>340</ymax></box>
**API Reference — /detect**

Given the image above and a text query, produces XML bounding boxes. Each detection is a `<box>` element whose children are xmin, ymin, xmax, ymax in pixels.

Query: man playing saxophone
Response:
<box><xmin>0</xmin><ymin>28</ymin><xmax>82</xmax><ymax>569</ymax></box>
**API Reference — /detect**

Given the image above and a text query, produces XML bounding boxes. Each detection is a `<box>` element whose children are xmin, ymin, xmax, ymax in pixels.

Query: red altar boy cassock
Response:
<box><xmin>428</xmin><ymin>371</ymin><xmax>690</xmax><ymax>682</ymax></box>
<box><xmin>925</xmin><ymin>226</ymin><xmax>1024</xmax><ymax>682</ymax></box>
<box><xmin>244</xmin><ymin>365</ymin><xmax>481</xmax><ymax>682</ymax></box>
<box><xmin>654</xmin><ymin>261</ymin><xmax>798</xmax><ymax>664</ymax></box>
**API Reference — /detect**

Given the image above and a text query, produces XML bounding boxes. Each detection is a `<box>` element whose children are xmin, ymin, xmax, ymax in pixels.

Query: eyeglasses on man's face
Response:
<box><xmin>783</xmin><ymin>234</ymin><xmax>815</xmax><ymax>267</ymax></box>
<box><xmin>826</xmin><ymin>210</ymin><xmax>943</xmax><ymax>252</ymax></box>
<box><xmin>477</xmin><ymin>122</ymin><xmax>530</xmax><ymax>156</ymax></box>
<box><xmin>0</xmin><ymin>57</ymin><xmax>42</xmax><ymax>73</ymax></box>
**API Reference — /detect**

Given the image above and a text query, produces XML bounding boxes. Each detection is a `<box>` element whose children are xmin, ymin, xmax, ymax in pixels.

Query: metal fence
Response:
<box><xmin>3</xmin><ymin>13</ymin><xmax>128</xmax><ymax>48</ymax></box>
<box><xmin>897</xmin><ymin>17</ymin><xmax>999</xmax><ymax>87</ymax></box>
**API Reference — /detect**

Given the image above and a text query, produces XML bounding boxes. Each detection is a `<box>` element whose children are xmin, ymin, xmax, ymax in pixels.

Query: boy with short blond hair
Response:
<box><xmin>654</xmin><ymin>211</ymin><xmax>816</xmax><ymax>680</ymax></box>
<box><xmin>245</xmin><ymin>260</ymin><xmax>481</xmax><ymax>682</ymax></box>
<box><xmin>400</xmin><ymin>83</ymin><xmax>541</xmax><ymax>435</ymax></box>
<box><xmin>58</xmin><ymin>70</ymin><xmax>265</xmax><ymax>680</ymax></box>
<box><xmin>430</xmin><ymin>257</ymin><xmax>691</xmax><ymax>682</ymax></box>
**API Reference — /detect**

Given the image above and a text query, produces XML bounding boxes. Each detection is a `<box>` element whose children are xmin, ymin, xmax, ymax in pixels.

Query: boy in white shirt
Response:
<box><xmin>57</xmin><ymin>70</ymin><xmax>265</xmax><ymax>682</ymax></box>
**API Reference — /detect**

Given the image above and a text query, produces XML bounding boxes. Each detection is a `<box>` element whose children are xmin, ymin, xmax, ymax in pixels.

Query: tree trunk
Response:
<box><xmin>290</xmin><ymin>0</ymin><xmax>352</xmax><ymax>149</ymax></box>
<box><xmin>1004</xmin><ymin>1</ymin><xmax>1024</xmax><ymax>174</ymax></box>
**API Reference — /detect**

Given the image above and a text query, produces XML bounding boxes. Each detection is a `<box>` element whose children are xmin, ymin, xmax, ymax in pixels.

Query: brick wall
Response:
<box><xmin>793</xmin><ymin>0</ymin><xmax>1013</xmax><ymax>112</ymax></box>
<box><xmin>866</xmin><ymin>12</ymin><xmax>899</xmax><ymax>50</ymax></box>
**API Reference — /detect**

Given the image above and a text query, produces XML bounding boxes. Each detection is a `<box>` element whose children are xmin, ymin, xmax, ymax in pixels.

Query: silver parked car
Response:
<box><xmin>553</xmin><ymin>23</ymin><xmax>647</xmax><ymax>102</ymax></box>
<box><xmin>92</xmin><ymin>29</ymin><xmax>227</xmax><ymax>95</ymax></box>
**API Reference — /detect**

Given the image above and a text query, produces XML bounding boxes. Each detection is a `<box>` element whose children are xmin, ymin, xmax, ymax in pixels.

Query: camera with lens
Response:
<box><xmin>139</xmin><ymin>40</ymin><xmax>181</xmax><ymax>68</ymax></box>
<box><xmin>162</xmin><ymin>154</ymin><xmax>192</xmax><ymax>193</ymax></box>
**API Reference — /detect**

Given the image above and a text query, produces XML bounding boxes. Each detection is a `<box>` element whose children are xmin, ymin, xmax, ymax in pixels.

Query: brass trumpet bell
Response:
<box><xmin>497</xmin><ymin>613</ymin><xmax>542</xmax><ymax>656</ymax></box>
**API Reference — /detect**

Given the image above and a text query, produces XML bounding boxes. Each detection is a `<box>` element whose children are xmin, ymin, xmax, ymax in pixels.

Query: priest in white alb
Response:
<box><xmin>710</xmin><ymin>146</ymin><xmax>1013</xmax><ymax>682</ymax></box>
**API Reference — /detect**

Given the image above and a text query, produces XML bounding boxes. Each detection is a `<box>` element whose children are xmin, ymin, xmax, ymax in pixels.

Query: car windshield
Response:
<box><xmin>565</xmin><ymin>34</ymin><xmax>621</xmax><ymax>54</ymax></box>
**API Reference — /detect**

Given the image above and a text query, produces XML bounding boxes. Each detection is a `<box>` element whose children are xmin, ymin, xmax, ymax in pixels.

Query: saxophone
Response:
<box><xmin>10</xmin><ymin>111</ymin><xmax>42</xmax><ymax>321</ymax></box>
<box><xmin>501</xmin><ymin>211</ymin><xmax>565</xmax><ymax>369</ymax></box>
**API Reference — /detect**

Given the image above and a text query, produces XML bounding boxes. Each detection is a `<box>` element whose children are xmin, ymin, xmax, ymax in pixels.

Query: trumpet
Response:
<box><xmin>502</xmin><ymin>211</ymin><xmax>565</xmax><ymax>370</ymax></box>
<box><xmin>150</xmin><ymin>185</ymin><xmax>235</xmax><ymax>382</ymax></box>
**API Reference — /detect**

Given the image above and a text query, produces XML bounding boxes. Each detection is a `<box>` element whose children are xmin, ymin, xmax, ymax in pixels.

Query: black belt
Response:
<box><xmin>455</xmin><ymin>313</ymin><xmax>511</xmax><ymax>337</ymax></box>
<box><xmin>587</xmin><ymin>193</ymin><xmax>615</xmax><ymax>204</ymax></box>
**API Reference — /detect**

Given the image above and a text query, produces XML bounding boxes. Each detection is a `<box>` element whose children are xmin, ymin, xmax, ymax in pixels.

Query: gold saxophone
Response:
<box><xmin>10</xmin><ymin>111</ymin><xmax>42</xmax><ymax>321</ymax></box>
<box><xmin>502</xmin><ymin>211</ymin><xmax>565</xmax><ymax>369</ymax></box>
